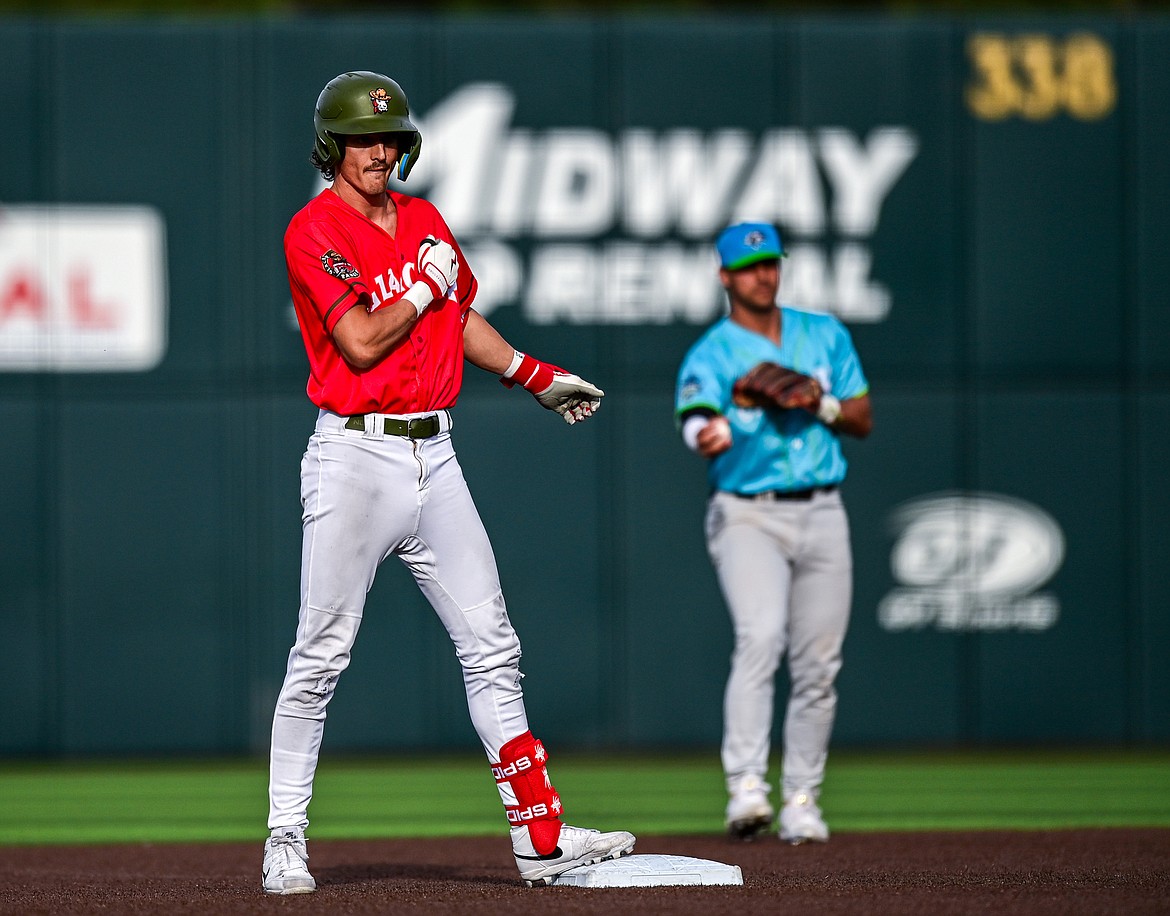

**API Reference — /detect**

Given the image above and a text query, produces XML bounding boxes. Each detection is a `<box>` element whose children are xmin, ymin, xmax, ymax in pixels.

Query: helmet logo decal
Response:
<box><xmin>369</xmin><ymin>88</ymin><xmax>391</xmax><ymax>114</ymax></box>
<box><xmin>320</xmin><ymin>249</ymin><xmax>359</xmax><ymax>280</ymax></box>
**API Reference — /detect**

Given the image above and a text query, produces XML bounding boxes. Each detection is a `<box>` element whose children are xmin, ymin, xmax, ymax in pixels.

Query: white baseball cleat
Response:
<box><xmin>725</xmin><ymin>775</ymin><xmax>775</xmax><ymax>839</ymax></box>
<box><xmin>779</xmin><ymin>791</ymin><xmax>830</xmax><ymax>844</ymax></box>
<box><xmin>262</xmin><ymin>826</ymin><xmax>317</xmax><ymax>894</ymax></box>
<box><xmin>512</xmin><ymin>823</ymin><xmax>636</xmax><ymax>887</ymax></box>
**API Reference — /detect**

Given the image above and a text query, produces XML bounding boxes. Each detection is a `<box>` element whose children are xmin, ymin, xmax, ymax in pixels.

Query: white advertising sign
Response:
<box><xmin>879</xmin><ymin>492</ymin><xmax>1066</xmax><ymax>633</ymax></box>
<box><xmin>310</xmin><ymin>83</ymin><xmax>918</xmax><ymax>326</ymax></box>
<box><xmin>0</xmin><ymin>205</ymin><xmax>168</xmax><ymax>371</ymax></box>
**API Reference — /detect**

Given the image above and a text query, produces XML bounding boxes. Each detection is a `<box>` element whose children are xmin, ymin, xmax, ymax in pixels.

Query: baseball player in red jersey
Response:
<box><xmin>262</xmin><ymin>71</ymin><xmax>635</xmax><ymax>894</ymax></box>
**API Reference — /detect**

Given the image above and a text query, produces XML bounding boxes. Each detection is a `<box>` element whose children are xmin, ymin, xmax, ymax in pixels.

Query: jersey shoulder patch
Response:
<box><xmin>320</xmin><ymin>249</ymin><xmax>359</xmax><ymax>280</ymax></box>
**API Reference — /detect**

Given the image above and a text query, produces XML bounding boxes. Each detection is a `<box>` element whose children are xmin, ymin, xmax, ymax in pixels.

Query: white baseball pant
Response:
<box><xmin>705</xmin><ymin>488</ymin><xmax>852</xmax><ymax>800</ymax></box>
<box><xmin>269</xmin><ymin>409</ymin><xmax>530</xmax><ymax>830</ymax></box>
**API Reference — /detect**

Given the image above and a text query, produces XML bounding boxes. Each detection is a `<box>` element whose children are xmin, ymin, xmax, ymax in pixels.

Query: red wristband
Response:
<box><xmin>501</xmin><ymin>353</ymin><xmax>555</xmax><ymax>393</ymax></box>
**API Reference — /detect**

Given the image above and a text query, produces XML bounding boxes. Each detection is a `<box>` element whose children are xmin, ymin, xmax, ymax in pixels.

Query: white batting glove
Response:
<box><xmin>402</xmin><ymin>236</ymin><xmax>459</xmax><ymax>317</ymax></box>
<box><xmin>419</xmin><ymin>236</ymin><xmax>459</xmax><ymax>294</ymax></box>
<box><xmin>500</xmin><ymin>351</ymin><xmax>605</xmax><ymax>425</ymax></box>
<box><xmin>533</xmin><ymin>371</ymin><xmax>605</xmax><ymax>425</ymax></box>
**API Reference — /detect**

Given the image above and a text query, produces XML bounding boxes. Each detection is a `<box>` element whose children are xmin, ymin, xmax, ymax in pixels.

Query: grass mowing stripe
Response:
<box><xmin>1</xmin><ymin>750</ymin><xmax>1167</xmax><ymax>845</ymax></box>
<box><xmin>826</xmin><ymin>753</ymin><xmax>1170</xmax><ymax>830</ymax></box>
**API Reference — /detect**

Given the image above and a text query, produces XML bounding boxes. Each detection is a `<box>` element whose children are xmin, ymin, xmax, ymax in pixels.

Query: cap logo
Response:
<box><xmin>744</xmin><ymin>230</ymin><xmax>766</xmax><ymax>250</ymax></box>
<box><xmin>369</xmin><ymin>88</ymin><xmax>391</xmax><ymax>113</ymax></box>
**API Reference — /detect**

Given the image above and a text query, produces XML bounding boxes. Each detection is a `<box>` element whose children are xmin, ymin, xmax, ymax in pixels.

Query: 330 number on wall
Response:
<box><xmin>966</xmin><ymin>32</ymin><xmax>1116</xmax><ymax>121</ymax></box>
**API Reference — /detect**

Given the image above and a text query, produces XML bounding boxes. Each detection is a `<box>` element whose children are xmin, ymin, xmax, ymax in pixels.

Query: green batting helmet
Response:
<box><xmin>313</xmin><ymin>71</ymin><xmax>422</xmax><ymax>180</ymax></box>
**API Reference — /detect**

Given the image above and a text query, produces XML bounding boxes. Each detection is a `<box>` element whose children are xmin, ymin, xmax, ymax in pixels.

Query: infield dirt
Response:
<box><xmin>2</xmin><ymin>828</ymin><xmax>1167</xmax><ymax>915</ymax></box>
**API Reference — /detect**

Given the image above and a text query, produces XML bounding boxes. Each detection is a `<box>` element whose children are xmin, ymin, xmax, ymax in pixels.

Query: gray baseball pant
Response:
<box><xmin>705</xmin><ymin>488</ymin><xmax>852</xmax><ymax>800</ymax></box>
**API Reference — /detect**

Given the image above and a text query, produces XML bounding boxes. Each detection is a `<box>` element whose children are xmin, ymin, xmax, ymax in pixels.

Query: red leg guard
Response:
<box><xmin>492</xmin><ymin>731</ymin><xmax>564</xmax><ymax>855</ymax></box>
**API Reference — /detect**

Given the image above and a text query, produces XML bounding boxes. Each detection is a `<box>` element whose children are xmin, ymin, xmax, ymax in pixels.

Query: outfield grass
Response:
<box><xmin>1</xmin><ymin>749</ymin><xmax>1168</xmax><ymax>846</ymax></box>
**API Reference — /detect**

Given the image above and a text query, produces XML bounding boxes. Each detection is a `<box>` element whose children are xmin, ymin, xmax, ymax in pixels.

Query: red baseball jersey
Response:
<box><xmin>284</xmin><ymin>188</ymin><xmax>479</xmax><ymax>415</ymax></box>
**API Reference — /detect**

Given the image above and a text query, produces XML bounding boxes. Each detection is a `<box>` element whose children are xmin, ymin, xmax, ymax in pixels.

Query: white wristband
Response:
<box><xmin>401</xmin><ymin>281</ymin><xmax>434</xmax><ymax>318</ymax></box>
<box><xmin>817</xmin><ymin>394</ymin><xmax>841</xmax><ymax>425</ymax></box>
<box><xmin>502</xmin><ymin>349</ymin><xmax>525</xmax><ymax>380</ymax></box>
<box><xmin>681</xmin><ymin>414</ymin><xmax>709</xmax><ymax>452</ymax></box>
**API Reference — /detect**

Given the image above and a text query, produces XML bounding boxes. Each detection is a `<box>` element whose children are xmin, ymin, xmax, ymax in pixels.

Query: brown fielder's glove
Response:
<box><xmin>732</xmin><ymin>361</ymin><xmax>822</xmax><ymax>410</ymax></box>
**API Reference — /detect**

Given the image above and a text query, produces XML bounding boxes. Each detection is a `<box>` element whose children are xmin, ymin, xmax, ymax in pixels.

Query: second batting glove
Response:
<box><xmin>402</xmin><ymin>236</ymin><xmax>459</xmax><ymax>317</ymax></box>
<box><xmin>500</xmin><ymin>351</ymin><xmax>605</xmax><ymax>425</ymax></box>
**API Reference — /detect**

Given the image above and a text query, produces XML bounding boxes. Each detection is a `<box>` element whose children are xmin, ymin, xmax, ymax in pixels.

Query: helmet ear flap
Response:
<box><xmin>314</xmin><ymin>130</ymin><xmax>342</xmax><ymax>169</ymax></box>
<box><xmin>397</xmin><ymin>132</ymin><xmax>422</xmax><ymax>181</ymax></box>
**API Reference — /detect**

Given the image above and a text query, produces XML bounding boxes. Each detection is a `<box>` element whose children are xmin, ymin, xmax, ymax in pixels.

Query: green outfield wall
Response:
<box><xmin>2</xmin><ymin>13</ymin><xmax>1167</xmax><ymax>755</ymax></box>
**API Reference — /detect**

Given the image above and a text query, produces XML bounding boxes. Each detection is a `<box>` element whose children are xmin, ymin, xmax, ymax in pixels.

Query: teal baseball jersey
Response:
<box><xmin>675</xmin><ymin>308</ymin><xmax>869</xmax><ymax>494</ymax></box>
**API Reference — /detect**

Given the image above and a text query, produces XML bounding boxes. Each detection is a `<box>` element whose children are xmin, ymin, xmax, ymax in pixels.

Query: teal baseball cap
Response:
<box><xmin>715</xmin><ymin>222</ymin><xmax>786</xmax><ymax>270</ymax></box>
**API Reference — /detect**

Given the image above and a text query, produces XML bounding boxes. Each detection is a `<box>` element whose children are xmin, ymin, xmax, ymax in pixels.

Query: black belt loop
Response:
<box><xmin>727</xmin><ymin>485</ymin><xmax>838</xmax><ymax>502</ymax></box>
<box><xmin>343</xmin><ymin>413</ymin><xmax>442</xmax><ymax>439</ymax></box>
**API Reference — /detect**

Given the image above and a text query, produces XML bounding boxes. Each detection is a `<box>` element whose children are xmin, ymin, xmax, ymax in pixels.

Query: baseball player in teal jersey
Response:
<box><xmin>675</xmin><ymin>221</ymin><xmax>873</xmax><ymax>843</ymax></box>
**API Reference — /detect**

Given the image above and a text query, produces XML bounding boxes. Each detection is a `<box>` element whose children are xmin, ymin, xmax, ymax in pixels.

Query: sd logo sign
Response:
<box><xmin>878</xmin><ymin>492</ymin><xmax>1065</xmax><ymax>632</ymax></box>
